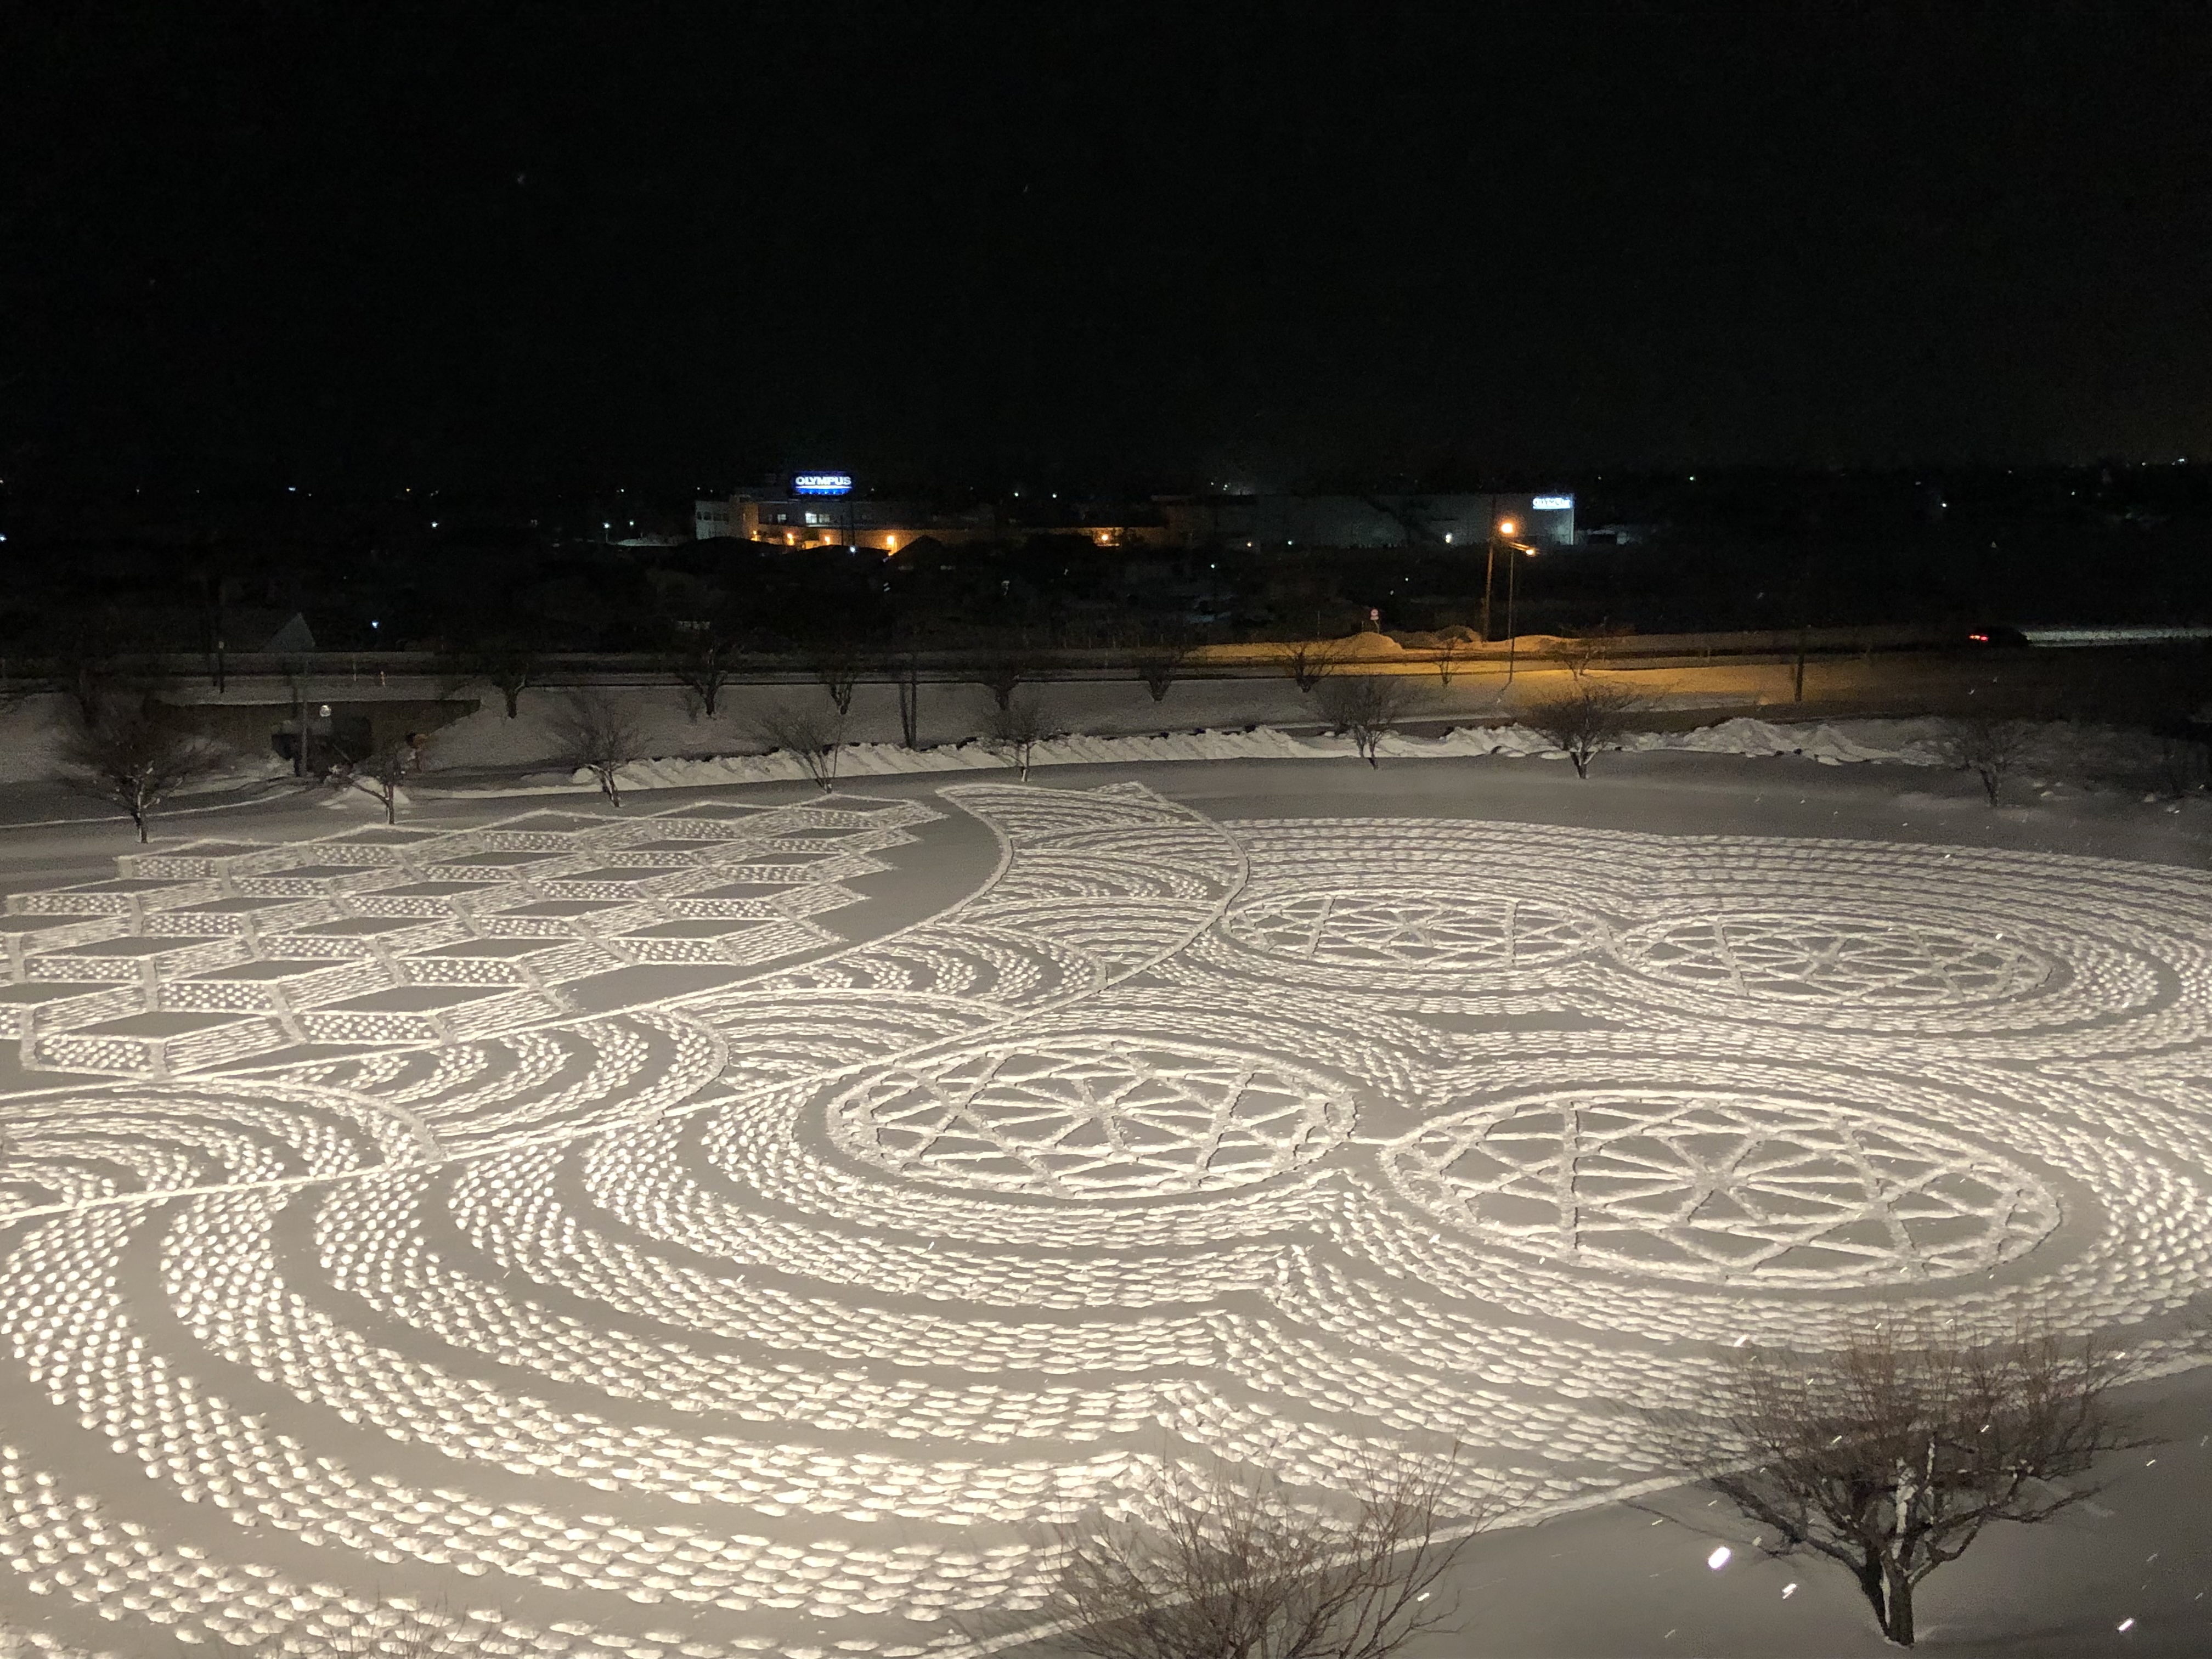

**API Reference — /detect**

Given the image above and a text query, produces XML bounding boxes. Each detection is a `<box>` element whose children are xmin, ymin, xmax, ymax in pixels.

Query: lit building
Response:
<box><xmin>693</xmin><ymin>483</ymin><xmax>1576</xmax><ymax>554</ymax></box>
<box><xmin>693</xmin><ymin>479</ymin><xmax>1000</xmax><ymax>552</ymax></box>
<box><xmin>1156</xmin><ymin>493</ymin><xmax>1577</xmax><ymax>550</ymax></box>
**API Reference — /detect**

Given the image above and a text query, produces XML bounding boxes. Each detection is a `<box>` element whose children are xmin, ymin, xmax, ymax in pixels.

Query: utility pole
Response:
<box><xmin>1792</xmin><ymin>555</ymin><xmax>1814</xmax><ymax>702</ymax></box>
<box><xmin>1482</xmin><ymin>532</ymin><xmax>1497</xmax><ymax>643</ymax></box>
<box><xmin>1505</xmin><ymin>542</ymin><xmax>1522</xmax><ymax>684</ymax></box>
<box><xmin>291</xmin><ymin>670</ymin><xmax>309</xmax><ymax>778</ymax></box>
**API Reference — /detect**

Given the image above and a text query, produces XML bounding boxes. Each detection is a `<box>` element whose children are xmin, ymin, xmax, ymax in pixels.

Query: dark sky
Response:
<box><xmin>6</xmin><ymin>1</ymin><xmax>2211</xmax><ymax>493</ymax></box>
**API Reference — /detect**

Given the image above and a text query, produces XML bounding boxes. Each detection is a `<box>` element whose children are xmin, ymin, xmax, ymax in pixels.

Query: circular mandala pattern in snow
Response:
<box><xmin>1612</xmin><ymin>912</ymin><xmax>2054</xmax><ymax>1008</ymax></box>
<box><xmin>1223</xmin><ymin>888</ymin><xmax>1603</xmax><ymax>972</ymax></box>
<box><xmin>830</xmin><ymin>1037</ymin><xmax>1354</xmax><ymax>1199</ymax></box>
<box><xmin>1384</xmin><ymin>1088</ymin><xmax>2062</xmax><ymax>1286</ymax></box>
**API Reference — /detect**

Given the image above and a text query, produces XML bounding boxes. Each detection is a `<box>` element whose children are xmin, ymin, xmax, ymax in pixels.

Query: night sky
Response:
<box><xmin>7</xmin><ymin>2</ymin><xmax>2210</xmax><ymax>494</ymax></box>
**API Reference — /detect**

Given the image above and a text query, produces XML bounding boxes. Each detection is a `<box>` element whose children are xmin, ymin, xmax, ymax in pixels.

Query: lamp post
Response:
<box><xmin>1504</xmin><ymin>539</ymin><xmax>1537</xmax><ymax>684</ymax></box>
<box><xmin>1482</xmin><ymin>517</ymin><xmax>1518</xmax><ymax>645</ymax></box>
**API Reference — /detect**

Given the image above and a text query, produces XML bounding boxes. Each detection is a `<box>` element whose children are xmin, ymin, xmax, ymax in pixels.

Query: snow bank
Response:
<box><xmin>416</xmin><ymin>715</ymin><xmax>1983</xmax><ymax>799</ymax></box>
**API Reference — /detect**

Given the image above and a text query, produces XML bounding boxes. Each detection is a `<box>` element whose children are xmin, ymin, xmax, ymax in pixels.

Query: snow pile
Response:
<box><xmin>411</xmin><ymin>714</ymin><xmax>2199</xmax><ymax>800</ymax></box>
<box><xmin>1625</xmin><ymin>716</ymin><xmax>1954</xmax><ymax>766</ymax></box>
<box><xmin>1325</xmin><ymin>631</ymin><xmax>1409</xmax><ymax>661</ymax></box>
<box><xmin>404</xmin><ymin>715</ymin><xmax>1999</xmax><ymax>798</ymax></box>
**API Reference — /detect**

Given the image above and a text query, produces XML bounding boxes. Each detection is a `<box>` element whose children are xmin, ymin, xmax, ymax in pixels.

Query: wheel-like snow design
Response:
<box><xmin>1223</xmin><ymin>887</ymin><xmax>1602</xmax><ymax>972</ymax></box>
<box><xmin>831</xmin><ymin>1037</ymin><xmax>1353</xmax><ymax>1198</ymax></box>
<box><xmin>1385</xmin><ymin>1088</ymin><xmax>2062</xmax><ymax>1286</ymax></box>
<box><xmin>7</xmin><ymin>789</ymin><xmax>2212</xmax><ymax>1659</ymax></box>
<box><xmin>1612</xmin><ymin>912</ymin><xmax>2052</xmax><ymax>1007</ymax></box>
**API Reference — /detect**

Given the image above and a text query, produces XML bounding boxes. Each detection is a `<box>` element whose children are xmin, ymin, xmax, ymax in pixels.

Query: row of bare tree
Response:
<box><xmin>48</xmin><ymin>672</ymin><xmax>2199</xmax><ymax>838</ymax></box>
<box><xmin>449</xmin><ymin>629</ymin><xmax>1620</xmax><ymax>730</ymax></box>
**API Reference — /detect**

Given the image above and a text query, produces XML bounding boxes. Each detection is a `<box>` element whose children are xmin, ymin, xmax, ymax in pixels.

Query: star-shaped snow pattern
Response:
<box><xmin>1386</xmin><ymin>1088</ymin><xmax>2061</xmax><ymax>1285</ymax></box>
<box><xmin>1224</xmin><ymin>888</ymin><xmax>1602</xmax><ymax>971</ymax></box>
<box><xmin>835</xmin><ymin>1039</ymin><xmax>1353</xmax><ymax>1198</ymax></box>
<box><xmin>1612</xmin><ymin>912</ymin><xmax>2051</xmax><ymax>1006</ymax></box>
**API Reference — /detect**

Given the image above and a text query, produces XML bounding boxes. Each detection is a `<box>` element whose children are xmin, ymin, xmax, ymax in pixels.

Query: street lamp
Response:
<box><xmin>1482</xmin><ymin>519</ymin><xmax>1517</xmax><ymax>642</ymax></box>
<box><xmin>1503</xmin><ymin>538</ymin><xmax>1538</xmax><ymax>682</ymax></box>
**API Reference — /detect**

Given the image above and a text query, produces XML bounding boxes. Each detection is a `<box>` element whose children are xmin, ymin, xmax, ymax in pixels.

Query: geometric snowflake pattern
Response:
<box><xmin>1385</xmin><ymin>1088</ymin><xmax>2062</xmax><ymax>1286</ymax></box>
<box><xmin>831</xmin><ymin>1037</ymin><xmax>1353</xmax><ymax>1199</ymax></box>
<box><xmin>1223</xmin><ymin>888</ymin><xmax>1602</xmax><ymax>971</ymax></box>
<box><xmin>1611</xmin><ymin>912</ymin><xmax>2053</xmax><ymax>1007</ymax></box>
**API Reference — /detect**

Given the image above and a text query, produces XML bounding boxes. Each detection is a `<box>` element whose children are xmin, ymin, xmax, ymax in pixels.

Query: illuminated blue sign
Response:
<box><xmin>793</xmin><ymin>472</ymin><xmax>854</xmax><ymax>496</ymax></box>
<box><xmin>1531</xmin><ymin>495</ymin><xmax>1575</xmax><ymax>511</ymax></box>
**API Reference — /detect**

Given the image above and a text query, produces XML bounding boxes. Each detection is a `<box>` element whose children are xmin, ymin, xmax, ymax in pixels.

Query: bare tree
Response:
<box><xmin>973</xmin><ymin>650</ymin><xmax>1043</xmax><ymax>712</ymax></box>
<box><xmin>753</xmin><ymin>703</ymin><xmax>849</xmax><ymax>792</ymax></box>
<box><xmin>1651</xmin><ymin>1326</ymin><xmax>2151</xmax><ymax>1648</ymax></box>
<box><xmin>58</xmin><ymin>703</ymin><xmax>227</xmax><ymax>842</ymax></box>
<box><xmin>984</xmin><ymin>691</ymin><xmax>1057</xmax><ymax>781</ymax></box>
<box><xmin>1136</xmin><ymin>633</ymin><xmax>1195</xmax><ymax>703</ymax></box>
<box><xmin>1432</xmin><ymin>633</ymin><xmax>1468</xmax><ymax>688</ymax></box>
<box><xmin>811</xmin><ymin>647</ymin><xmax>866</xmax><ymax>716</ymax></box>
<box><xmin>2072</xmin><ymin>724</ymin><xmax>2210</xmax><ymax>802</ymax></box>
<box><xmin>1930</xmin><ymin>715</ymin><xmax>2040</xmax><ymax>805</ymax></box>
<box><xmin>1280</xmin><ymin>639</ymin><xmax>1342</xmax><ymax>694</ymax></box>
<box><xmin>2148</xmin><ymin>729</ymin><xmax>2210</xmax><ymax>798</ymax></box>
<box><xmin>49</xmin><ymin>632</ymin><xmax>130</xmax><ymax>725</ymax></box>
<box><xmin>1546</xmin><ymin>636</ymin><xmax>1611</xmax><ymax>681</ymax></box>
<box><xmin>452</xmin><ymin>638</ymin><xmax>542</xmax><ymax>719</ymax></box>
<box><xmin>995</xmin><ymin>1447</ymin><xmax>1478</xmax><ymax>1659</ymax></box>
<box><xmin>1520</xmin><ymin>682</ymin><xmax>1649</xmax><ymax>777</ymax></box>
<box><xmin>332</xmin><ymin>741</ymin><xmax>413</xmax><ymax>825</ymax></box>
<box><xmin>548</xmin><ymin>687</ymin><xmax>644</xmax><ymax>806</ymax></box>
<box><xmin>889</xmin><ymin>650</ymin><xmax>926</xmax><ymax>748</ymax></box>
<box><xmin>664</xmin><ymin>627</ymin><xmax>743</xmax><ymax>719</ymax></box>
<box><xmin>1314</xmin><ymin>673</ymin><xmax>1421</xmax><ymax>767</ymax></box>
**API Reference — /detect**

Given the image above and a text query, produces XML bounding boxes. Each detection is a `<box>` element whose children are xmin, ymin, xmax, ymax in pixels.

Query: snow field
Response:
<box><xmin>0</xmin><ymin>781</ymin><xmax>2208</xmax><ymax>1656</ymax></box>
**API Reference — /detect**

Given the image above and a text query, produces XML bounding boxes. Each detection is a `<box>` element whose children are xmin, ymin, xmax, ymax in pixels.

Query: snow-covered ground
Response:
<box><xmin>0</xmin><ymin>751</ymin><xmax>2207</xmax><ymax>1657</ymax></box>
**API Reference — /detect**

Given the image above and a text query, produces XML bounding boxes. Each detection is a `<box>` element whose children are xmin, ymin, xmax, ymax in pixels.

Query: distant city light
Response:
<box><xmin>1532</xmin><ymin>494</ymin><xmax>1574</xmax><ymax>510</ymax></box>
<box><xmin>1496</xmin><ymin>520</ymin><xmax>1517</xmax><ymax>536</ymax></box>
<box><xmin>793</xmin><ymin>472</ymin><xmax>854</xmax><ymax>496</ymax></box>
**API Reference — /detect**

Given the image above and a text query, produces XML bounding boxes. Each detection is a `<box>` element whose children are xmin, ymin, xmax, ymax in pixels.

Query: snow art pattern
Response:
<box><xmin>833</xmin><ymin>1039</ymin><xmax>1352</xmax><ymax>1198</ymax></box>
<box><xmin>1386</xmin><ymin>1088</ymin><xmax>2060</xmax><ymax>1286</ymax></box>
<box><xmin>1612</xmin><ymin>912</ymin><xmax>2053</xmax><ymax>1007</ymax></box>
<box><xmin>1</xmin><ymin>789</ymin><xmax>2209</xmax><ymax>1658</ymax></box>
<box><xmin>1223</xmin><ymin>888</ymin><xmax>1602</xmax><ymax>972</ymax></box>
